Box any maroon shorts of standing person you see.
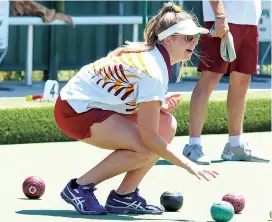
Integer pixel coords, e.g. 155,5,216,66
54,96,118,140
197,22,259,75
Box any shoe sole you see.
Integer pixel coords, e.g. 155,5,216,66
188,158,211,165
194,161,211,165
182,152,211,165
105,204,163,215
221,153,270,163
60,191,107,215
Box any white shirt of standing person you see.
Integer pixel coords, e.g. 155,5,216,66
202,0,262,25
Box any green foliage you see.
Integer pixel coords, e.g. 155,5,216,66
172,98,271,135
0,99,270,144
0,107,72,144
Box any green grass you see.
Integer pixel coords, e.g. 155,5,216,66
180,90,271,101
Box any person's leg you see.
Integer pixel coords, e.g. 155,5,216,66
115,111,177,195
227,71,250,137
77,111,177,192
77,114,158,186
182,21,228,165
220,25,269,162
76,111,176,214
182,71,222,164
55,99,174,214
103,111,177,214
221,71,269,162
189,71,222,137
61,113,162,215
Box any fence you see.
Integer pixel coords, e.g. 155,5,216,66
4,12,272,85
8,16,141,85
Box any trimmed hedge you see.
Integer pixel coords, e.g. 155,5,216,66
0,98,271,144
173,98,271,136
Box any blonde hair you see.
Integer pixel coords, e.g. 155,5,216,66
109,2,199,56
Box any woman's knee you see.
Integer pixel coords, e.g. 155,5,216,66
159,111,177,143
132,145,157,162
121,112,177,143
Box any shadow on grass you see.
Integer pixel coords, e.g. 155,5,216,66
16,209,197,221
17,198,42,201
156,159,224,166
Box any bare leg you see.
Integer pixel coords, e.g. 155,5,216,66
227,71,251,136
221,72,269,162
115,156,160,194
76,114,156,185
189,71,222,137
116,111,177,194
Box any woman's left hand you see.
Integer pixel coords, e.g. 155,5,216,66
161,94,181,112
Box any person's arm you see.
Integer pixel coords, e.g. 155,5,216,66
134,68,218,181
209,0,229,38
137,101,218,181
137,101,190,169
209,0,226,17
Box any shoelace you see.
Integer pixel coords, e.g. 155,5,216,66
191,144,204,157
134,189,162,211
243,143,252,155
133,189,147,206
134,189,163,212
82,187,100,208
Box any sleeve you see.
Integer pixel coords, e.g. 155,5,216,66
136,74,165,106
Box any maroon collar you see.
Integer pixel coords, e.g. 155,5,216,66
156,43,172,79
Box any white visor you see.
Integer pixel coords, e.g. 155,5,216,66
157,19,209,41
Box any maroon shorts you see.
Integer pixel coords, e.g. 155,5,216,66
54,96,117,140
197,22,259,75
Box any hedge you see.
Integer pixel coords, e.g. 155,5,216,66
0,98,271,144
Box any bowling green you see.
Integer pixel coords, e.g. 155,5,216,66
1,132,272,222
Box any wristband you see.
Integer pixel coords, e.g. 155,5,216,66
215,14,226,19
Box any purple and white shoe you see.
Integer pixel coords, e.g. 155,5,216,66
105,188,164,214
60,179,107,215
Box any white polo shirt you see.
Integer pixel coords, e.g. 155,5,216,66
60,44,172,114
202,0,262,25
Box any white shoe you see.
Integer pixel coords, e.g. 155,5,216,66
182,144,211,165
221,142,270,162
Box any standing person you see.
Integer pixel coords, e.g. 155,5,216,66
182,0,269,165
54,2,218,216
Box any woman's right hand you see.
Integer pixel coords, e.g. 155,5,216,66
185,162,219,181
213,17,229,39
